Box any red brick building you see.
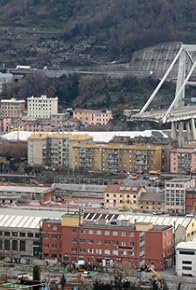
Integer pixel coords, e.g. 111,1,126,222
41,214,174,270
185,188,196,214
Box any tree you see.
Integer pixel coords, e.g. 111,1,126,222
107,262,133,290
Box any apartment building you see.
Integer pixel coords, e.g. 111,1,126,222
170,145,196,174
139,189,165,213
42,213,174,270
176,240,196,277
71,143,162,173
73,109,112,126
165,178,196,214
27,95,58,118
1,98,25,118
104,184,145,211
28,132,93,167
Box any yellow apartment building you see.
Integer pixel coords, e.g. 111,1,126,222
28,132,93,167
104,184,146,211
71,143,162,173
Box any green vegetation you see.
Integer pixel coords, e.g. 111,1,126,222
0,0,195,66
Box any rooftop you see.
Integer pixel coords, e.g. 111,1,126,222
2,130,169,142
1,98,25,103
176,240,196,251
140,190,165,202
105,184,142,193
29,132,93,141
0,185,54,194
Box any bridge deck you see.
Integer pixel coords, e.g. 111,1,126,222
132,105,196,123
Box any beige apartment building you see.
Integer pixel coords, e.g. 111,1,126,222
27,95,58,118
28,132,93,167
1,98,25,118
104,184,146,211
170,144,196,174
70,143,162,173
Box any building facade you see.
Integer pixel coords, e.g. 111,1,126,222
28,133,93,167
1,98,25,118
73,109,112,126
27,95,58,118
185,188,196,214
71,143,162,173
176,240,196,277
165,178,196,214
139,189,165,213
170,146,196,174
41,214,174,271
104,185,146,211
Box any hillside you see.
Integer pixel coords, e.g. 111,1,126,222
0,0,196,67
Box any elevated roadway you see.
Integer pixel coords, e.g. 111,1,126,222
131,105,196,124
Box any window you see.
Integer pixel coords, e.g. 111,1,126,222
182,261,192,264
4,240,10,250
96,249,102,254
20,232,26,237
88,229,94,235
12,232,18,237
20,240,26,251
52,244,57,249
88,239,94,244
121,232,126,237
96,230,102,235
113,231,118,236
28,232,33,238
104,230,110,236
105,240,110,245
113,250,118,255
88,248,94,254
121,241,127,246
179,251,195,255
104,249,110,255
4,232,10,236
12,240,18,251
182,266,192,270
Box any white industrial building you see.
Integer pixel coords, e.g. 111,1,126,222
27,95,58,118
176,240,196,277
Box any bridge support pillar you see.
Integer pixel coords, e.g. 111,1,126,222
177,121,184,147
186,121,191,142
171,122,177,140
191,118,196,140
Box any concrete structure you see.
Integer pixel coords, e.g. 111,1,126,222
73,109,112,126
42,213,174,270
185,187,196,214
131,44,196,146
28,132,93,167
0,73,13,93
0,185,54,205
104,184,145,211
27,95,58,118
165,178,195,214
71,143,162,173
176,240,196,277
170,145,196,174
0,98,25,118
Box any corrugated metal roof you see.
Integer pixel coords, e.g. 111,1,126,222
118,214,194,229
0,208,65,229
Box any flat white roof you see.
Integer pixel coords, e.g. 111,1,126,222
176,240,196,250
0,186,54,194
2,130,169,142
1,99,25,103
